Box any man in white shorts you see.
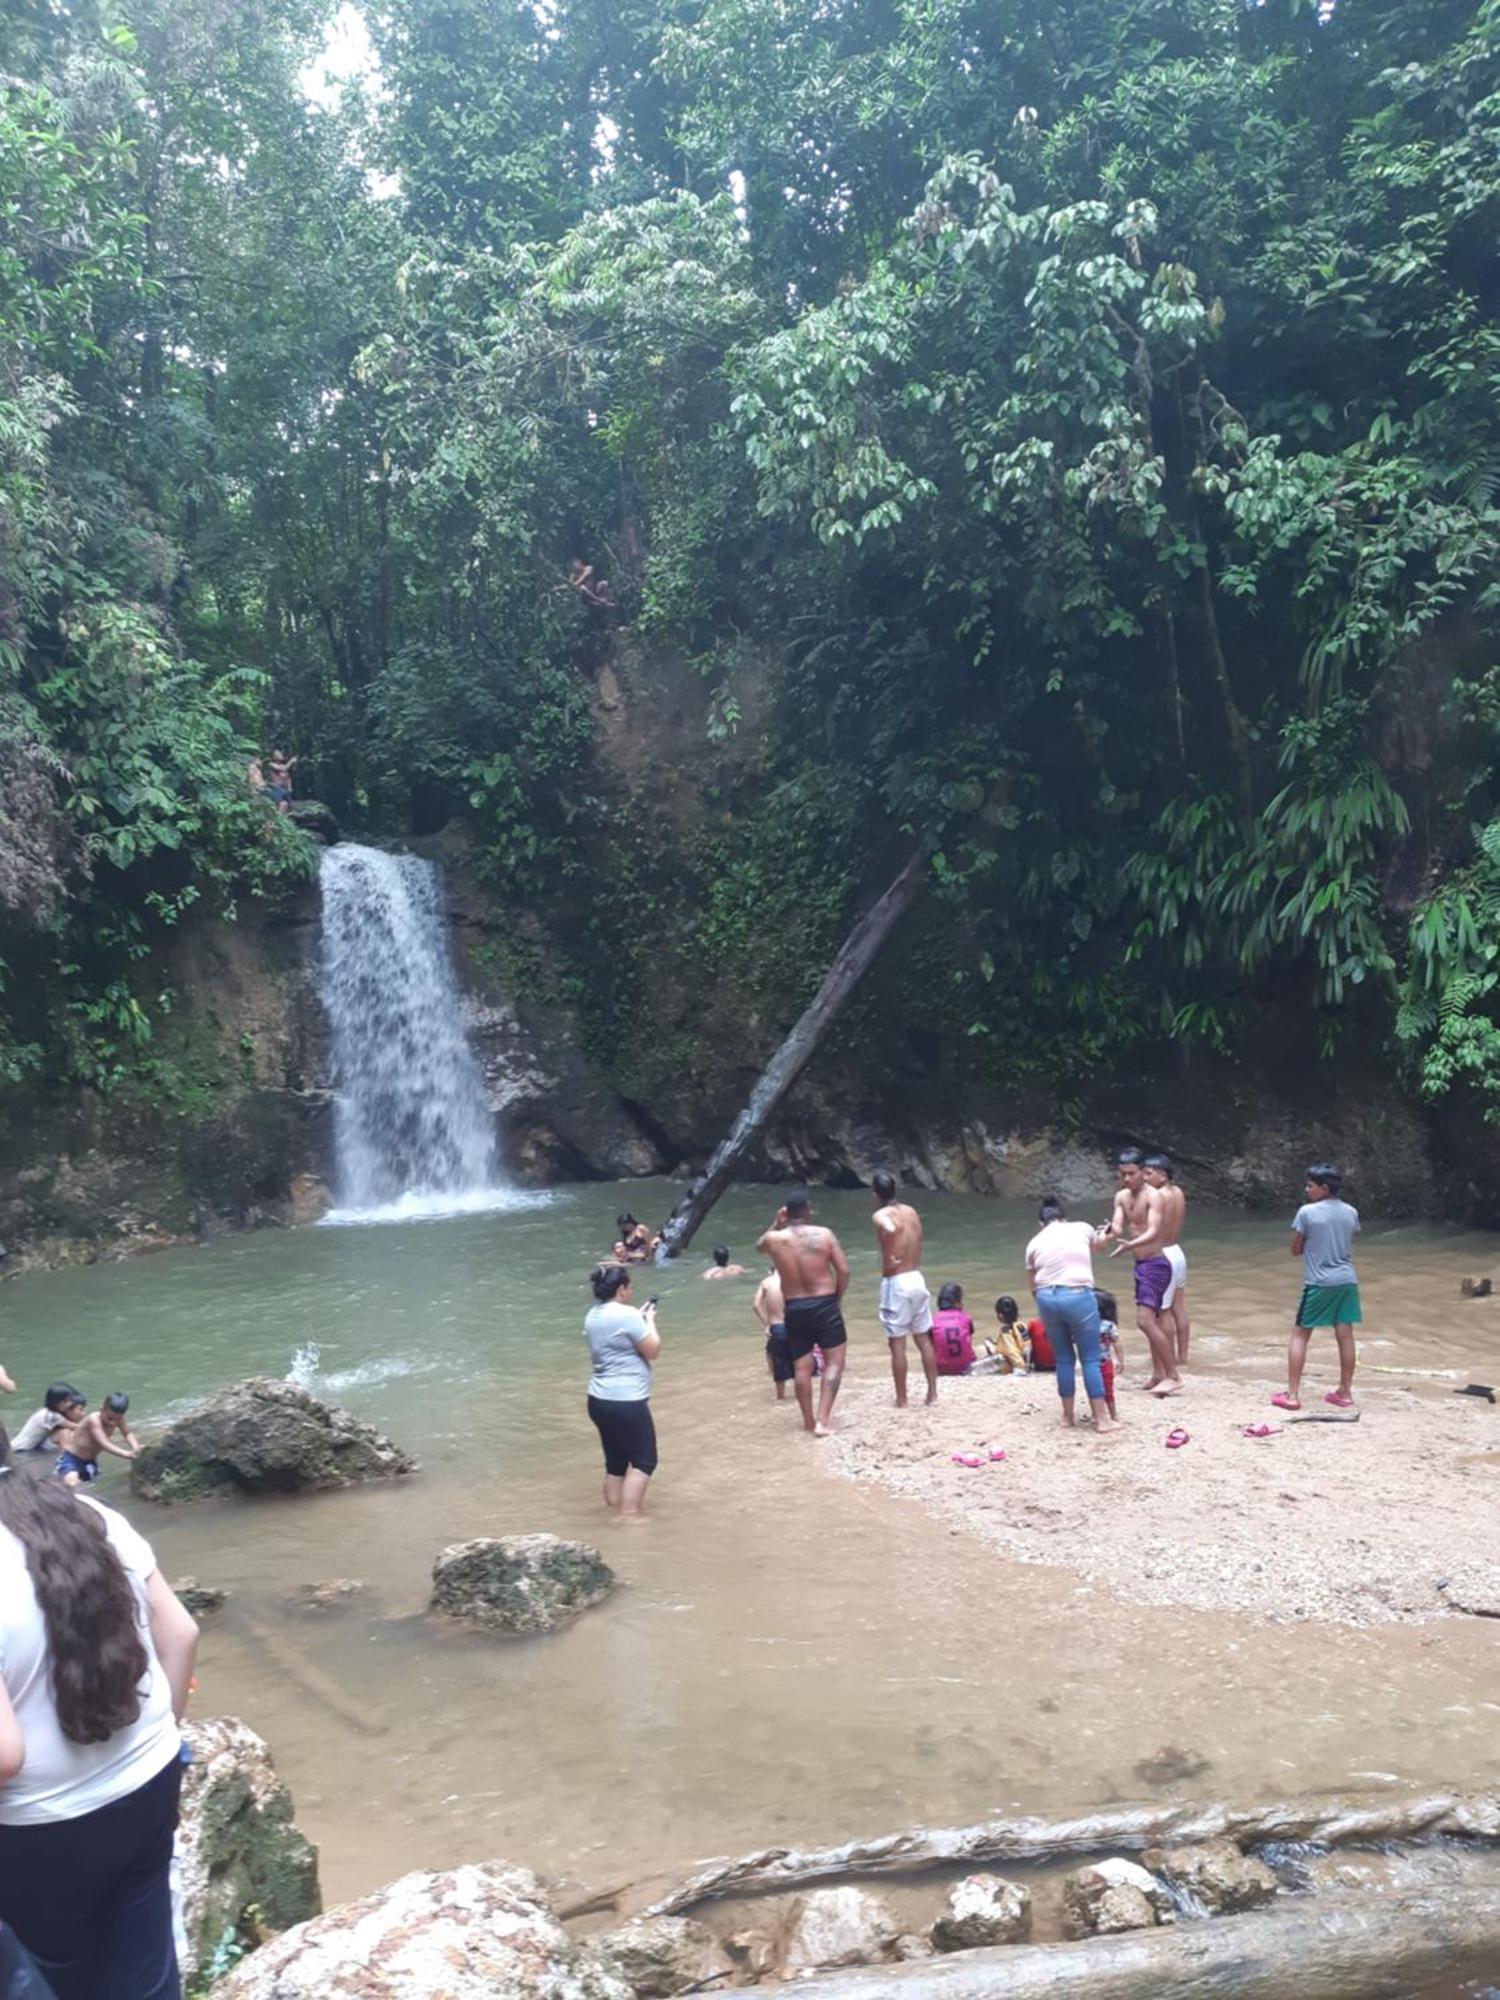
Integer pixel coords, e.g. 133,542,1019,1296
1145,1153,1190,1368
871,1171,937,1406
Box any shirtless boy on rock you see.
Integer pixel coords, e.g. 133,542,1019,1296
757,1191,849,1436
870,1171,936,1407
1106,1148,1183,1397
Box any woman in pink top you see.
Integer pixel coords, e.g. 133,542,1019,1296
1024,1196,1118,1436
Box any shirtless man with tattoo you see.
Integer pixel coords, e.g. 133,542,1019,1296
757,1191,850,1436
870,1171,936,1407
1106,1148,1183,1397
1145,1153,1190,1368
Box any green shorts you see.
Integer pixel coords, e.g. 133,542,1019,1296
1297,1283,1361,1328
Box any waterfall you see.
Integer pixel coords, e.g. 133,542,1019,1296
317,842,515,1222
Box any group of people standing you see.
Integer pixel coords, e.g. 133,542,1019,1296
580,1150,1364,1510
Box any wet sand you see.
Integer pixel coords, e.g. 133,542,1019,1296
826,1369,1500,1627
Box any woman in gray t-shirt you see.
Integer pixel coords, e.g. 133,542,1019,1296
583,1265,662,1518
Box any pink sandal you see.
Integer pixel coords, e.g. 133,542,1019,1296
987,1448,1007,1462
1271,1392,1302,1412
1165,1427,1190,1448
1242,1423,1283,1439
1324,1391,1355,1408
950,1453,985,1468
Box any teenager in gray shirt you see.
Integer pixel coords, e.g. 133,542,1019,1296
1273,1163,1360,1413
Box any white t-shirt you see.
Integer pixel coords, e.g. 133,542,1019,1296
1025,1219,1098,1290
0,1495,179,1825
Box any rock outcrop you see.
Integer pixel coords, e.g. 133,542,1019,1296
210,1861,630,2000
430,1534,615,1635
131,1378,416,1502
1061,1857,1175,1938
177,1717,321,1983
781,1887,902,1975
930,1874,1032,1952
591,1916,733,1996
1142,1838,1279,1916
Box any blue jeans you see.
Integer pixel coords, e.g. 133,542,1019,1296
1036,1286,1106,1404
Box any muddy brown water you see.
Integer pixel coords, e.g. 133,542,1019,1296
2,1184,1497,1906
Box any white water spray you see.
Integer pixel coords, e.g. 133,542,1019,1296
317,843,522,1223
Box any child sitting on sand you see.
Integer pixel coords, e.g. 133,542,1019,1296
1094,1290,1124,1421
55,1391,139,1485
12,1382,85,1453
931,1283,976,1375
987,1295,1030,1374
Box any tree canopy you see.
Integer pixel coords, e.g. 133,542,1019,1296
5,0,1500,1123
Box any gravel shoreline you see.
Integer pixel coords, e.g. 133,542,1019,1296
823,1369,1500,1627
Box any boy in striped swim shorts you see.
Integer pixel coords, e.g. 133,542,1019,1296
1275,1163,1360,1412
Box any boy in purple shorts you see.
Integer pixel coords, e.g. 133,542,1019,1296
1106,1147,1183,1397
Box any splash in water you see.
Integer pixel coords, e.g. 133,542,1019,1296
286,1340,322,1390
317,843,530,1223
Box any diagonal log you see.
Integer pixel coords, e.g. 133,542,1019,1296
641,1791,1500,1916
654,847,930,1262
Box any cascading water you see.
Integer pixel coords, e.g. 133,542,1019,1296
317,842,517,1222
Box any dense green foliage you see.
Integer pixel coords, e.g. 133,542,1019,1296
6,0,1500,1120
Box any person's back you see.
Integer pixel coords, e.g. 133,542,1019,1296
584,1300,653,1400
757,1192,849,1435
930,1307,975,1375
1295,1196,1359,1285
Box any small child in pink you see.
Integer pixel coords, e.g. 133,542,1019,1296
930,1283,976,1375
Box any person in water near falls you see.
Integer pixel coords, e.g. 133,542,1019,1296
1276,1164,1361,1413
758,1191,849,1436
703,1245,747,1279
11,1384,83,1454
584,1265,660,1519
1106,1148,1184,1398
55,1393,138,1486
1145,1154,1191,1368
613,1213,656,1264
752,1265,791,1400
870,1171,937,1407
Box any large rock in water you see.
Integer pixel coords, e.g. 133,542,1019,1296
430,1535,615,1635
1061,1857,1175,1938
210,1862,631,2000
131,1377,416,1502
780,1887,902,1975
177,1717,321,1983
1142,1838,1279,1916
930,1873,1032,1951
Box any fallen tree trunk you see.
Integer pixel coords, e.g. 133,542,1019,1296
654,847,930,1262
644,1790,1500,1915
781,1881,1500,2000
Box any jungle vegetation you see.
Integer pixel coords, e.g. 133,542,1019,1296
5,0,1500,1119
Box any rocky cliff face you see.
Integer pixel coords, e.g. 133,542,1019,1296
1,837,1495,1275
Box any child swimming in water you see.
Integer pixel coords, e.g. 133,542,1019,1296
55,1391,138,1485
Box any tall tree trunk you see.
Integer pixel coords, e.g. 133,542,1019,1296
654,848,930,1261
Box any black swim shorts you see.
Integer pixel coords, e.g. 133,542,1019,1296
783,1293,848,1362
766,1324,794,1383
587,1395,658,1477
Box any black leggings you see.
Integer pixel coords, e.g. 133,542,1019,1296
587,1396,658,1477
0,1752,182,2000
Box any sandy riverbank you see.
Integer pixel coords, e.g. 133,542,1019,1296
824,1369,1500,1627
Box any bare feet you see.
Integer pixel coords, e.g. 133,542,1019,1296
894,1396,908,1409
1136,1378,1163,1392
1093,1424,1123,1440
1150,1381,1184,1398
813,1422,832,1439
925,1389,938,1407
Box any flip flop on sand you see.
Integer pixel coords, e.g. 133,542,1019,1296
1242,1423,1282,1439
950,1453,985,1468
1324,1391,1355,1408
1271,1392,1301,1411
1165,1427,1190,1449
987,1448,1007,1462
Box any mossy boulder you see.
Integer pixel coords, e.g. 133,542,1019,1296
178,1716,321,1983
131,1377,416,1503
430,1535,615,1635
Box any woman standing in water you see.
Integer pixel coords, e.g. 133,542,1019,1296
584,1266,661,1519
0,1426,200,1999
1024,1197,1119,1438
